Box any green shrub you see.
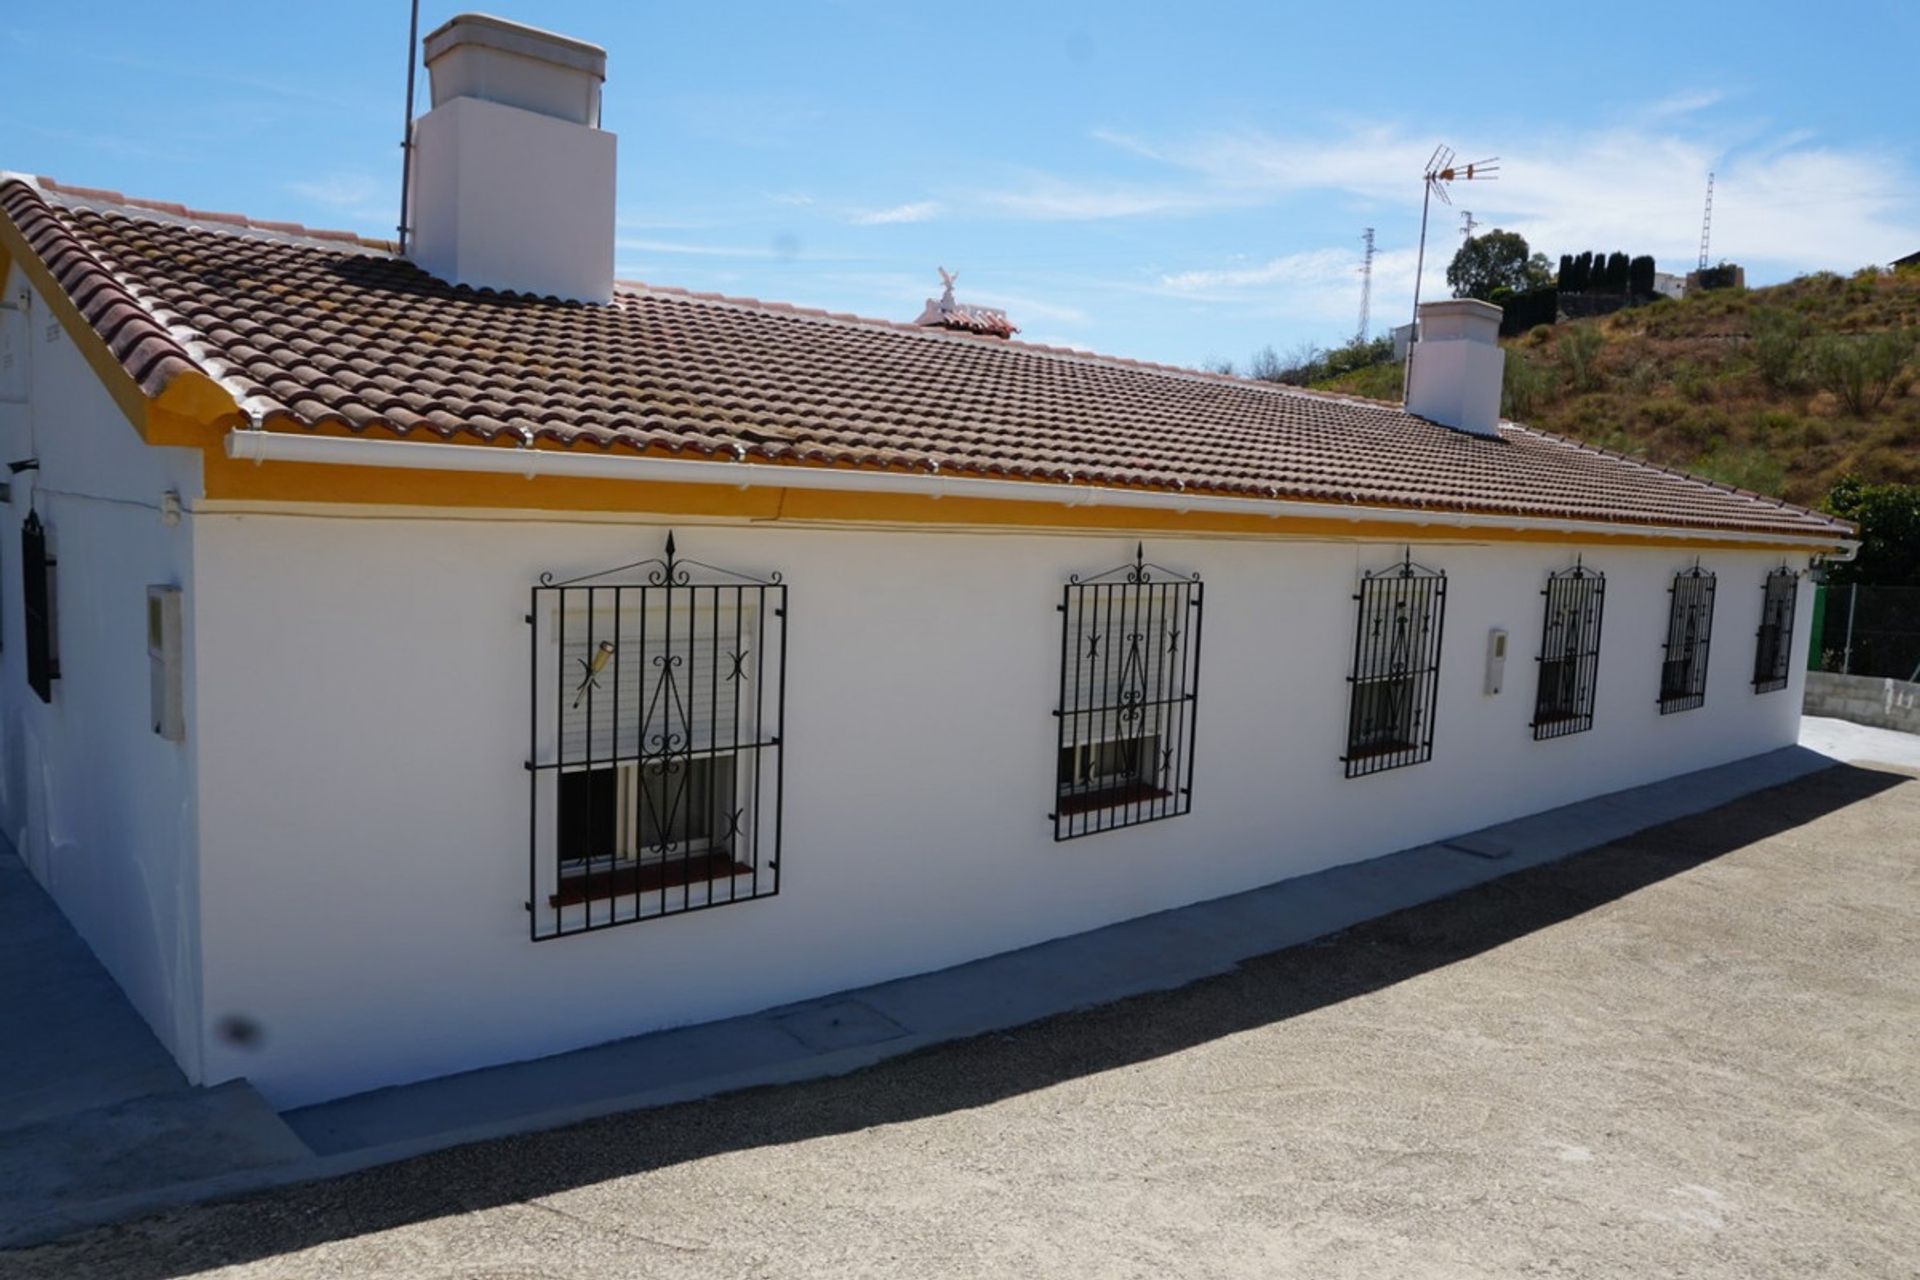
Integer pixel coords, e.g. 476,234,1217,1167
1749,307,1811,390
1558,324,1604,392
1333,361,1403,401
1674,406,1729,450
1808,331,1916,416
1695,447,1787,496
1502,352,1549,419
1671,360,1713,403
1640,398,1686,427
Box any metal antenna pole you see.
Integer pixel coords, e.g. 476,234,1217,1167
1404,146,1497,400
1356,227,1376,345
1411,181,1432,334
397,0,422,253
1697,171,1714,272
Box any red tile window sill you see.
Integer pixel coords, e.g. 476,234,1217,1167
1054,783,1174,817
550,852,754,907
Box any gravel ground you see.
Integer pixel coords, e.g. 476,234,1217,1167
6,762,1916,1280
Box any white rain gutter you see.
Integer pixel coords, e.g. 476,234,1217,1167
223,429,1854,552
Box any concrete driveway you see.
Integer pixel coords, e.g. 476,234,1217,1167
6,760,1916,1279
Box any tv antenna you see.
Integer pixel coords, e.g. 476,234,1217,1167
1410,146,1499,334
1697,171,1714,272
396,0,421,253
1356,227,1376,344
1460,210,1480,239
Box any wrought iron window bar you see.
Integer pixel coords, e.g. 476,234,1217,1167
1531,560,1605,739
527,533,786,940
1052,543,1203,840
20,510,57,703
1659,563,1715,713
1343,551,1447,778
1752,566,1798,694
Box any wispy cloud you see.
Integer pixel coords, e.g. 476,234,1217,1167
615,236,863,265
978,174,1235,221
618,237,789,259
284,171,391,228
852,200,942,225
1641,88,1727,120
24,125,197,166
1160,248,1363,293
287,172,383,211
957,287,1089,327
1155,244,1424,338
995,113,1919,278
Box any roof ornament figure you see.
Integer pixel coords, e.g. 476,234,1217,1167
915,265,1016,338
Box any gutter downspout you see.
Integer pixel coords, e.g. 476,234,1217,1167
223,429,1857,553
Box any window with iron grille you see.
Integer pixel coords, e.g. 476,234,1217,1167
1752,567,1798,694
1344,554,1446,777
1052,544,1203,839
1532,562,1605,739
20,510,57,703
1658,565,1715,713
527,534,785,939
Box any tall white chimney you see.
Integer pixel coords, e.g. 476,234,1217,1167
407,14,615,303
1404,299,1505,436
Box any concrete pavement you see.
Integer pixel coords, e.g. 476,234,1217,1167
0,847,308,1251
5,750,1913,1277
0,715,1912,1253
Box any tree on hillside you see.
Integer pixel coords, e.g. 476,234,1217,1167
1629,255,1656,296
1808,331,1916,416
1605,251,1631,293
1447,230,1551,301
1824,478,1920,586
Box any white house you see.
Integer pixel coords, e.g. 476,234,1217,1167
0,17,1853,1109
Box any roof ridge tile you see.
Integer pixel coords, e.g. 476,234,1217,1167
33,175,398,253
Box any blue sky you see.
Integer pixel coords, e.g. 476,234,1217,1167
5,1,1916,367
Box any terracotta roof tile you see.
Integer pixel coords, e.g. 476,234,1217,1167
0,175,1851,541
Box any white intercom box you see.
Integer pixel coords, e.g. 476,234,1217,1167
1484,627,1508,695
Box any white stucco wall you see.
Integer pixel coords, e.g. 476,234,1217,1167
0,264,206,1073
188,511,1813,1107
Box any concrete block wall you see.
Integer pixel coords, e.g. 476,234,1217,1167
1804,672,1920,734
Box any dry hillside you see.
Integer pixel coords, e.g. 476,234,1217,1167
1316,268,1920,506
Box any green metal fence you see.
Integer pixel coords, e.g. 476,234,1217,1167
1812,584,1920,682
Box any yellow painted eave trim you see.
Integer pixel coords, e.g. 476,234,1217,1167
203,432,1844,554
0,202,243,444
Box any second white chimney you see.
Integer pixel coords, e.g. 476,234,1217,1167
1404,299,1506,436
407,14,616,303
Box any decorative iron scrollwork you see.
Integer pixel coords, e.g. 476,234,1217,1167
1053,544,1204,839
1533,560,1605,739
1659,564,1715,713
528,532,787,939
1343,550,1446,777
